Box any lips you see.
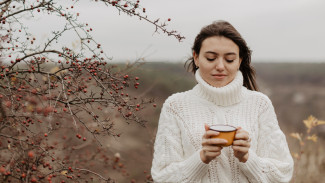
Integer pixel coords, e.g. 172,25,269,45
212,74,227,79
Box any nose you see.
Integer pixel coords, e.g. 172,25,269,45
215,59,225,71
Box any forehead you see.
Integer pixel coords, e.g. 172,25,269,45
200,36,239,54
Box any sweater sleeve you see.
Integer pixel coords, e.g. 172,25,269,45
151,100,209,182
238,96,294,183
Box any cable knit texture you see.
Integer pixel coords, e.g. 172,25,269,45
151,70,294,183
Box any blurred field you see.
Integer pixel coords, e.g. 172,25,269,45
109,62,325,183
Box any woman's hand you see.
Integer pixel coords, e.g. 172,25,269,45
200,124,228,164
232,127,251,163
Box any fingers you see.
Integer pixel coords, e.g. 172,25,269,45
232,139,251,148
233,127,251,163
204,151,222,159
204,124,210,131
234,128,249,141
201,147,223,164
233,128,251,150
203,130,220,139
233,139,249,154
232,145,249,154
202,145,223,152
202,137,228,146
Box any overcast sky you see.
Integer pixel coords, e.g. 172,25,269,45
30,0,325,62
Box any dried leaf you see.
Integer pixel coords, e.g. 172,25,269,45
61,170,68,175
50,75,57,82
307,134,318,142
303,115,317,129
50,66,67,76
26,104,34,112
316,120,325,126
290,133,302,141
292,152,300,159
50,66,60,74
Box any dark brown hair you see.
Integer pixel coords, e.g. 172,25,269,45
185,20,258,91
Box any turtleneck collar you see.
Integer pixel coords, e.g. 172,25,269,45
193,69,245,106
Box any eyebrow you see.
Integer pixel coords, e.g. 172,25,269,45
205,51,237,56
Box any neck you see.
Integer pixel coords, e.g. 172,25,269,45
194,69,245,106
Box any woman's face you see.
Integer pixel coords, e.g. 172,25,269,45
194,36,242,88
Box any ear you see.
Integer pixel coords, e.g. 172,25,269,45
193,51,199,67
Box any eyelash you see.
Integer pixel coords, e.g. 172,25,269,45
206,58,234,63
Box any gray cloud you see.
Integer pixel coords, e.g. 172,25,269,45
23,0,325,62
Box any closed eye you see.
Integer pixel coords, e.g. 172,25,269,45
226,60,234,63
207,58,215,61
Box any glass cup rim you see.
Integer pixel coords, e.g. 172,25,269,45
209,124,237,132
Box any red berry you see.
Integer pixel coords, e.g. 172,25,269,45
28,151,34,158
31,177,37,182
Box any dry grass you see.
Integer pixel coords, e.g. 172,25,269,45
106,62,325,182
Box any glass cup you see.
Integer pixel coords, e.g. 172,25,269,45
209,124,237,147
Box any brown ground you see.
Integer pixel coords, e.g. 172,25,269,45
109,62,325,183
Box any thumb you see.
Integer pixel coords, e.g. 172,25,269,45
204,124,210,131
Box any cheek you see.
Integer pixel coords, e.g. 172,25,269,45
199,60,214,70
229,62,240,72
227,66,239,80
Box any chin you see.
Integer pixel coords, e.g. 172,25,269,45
209,80,226,88
211,83,225,88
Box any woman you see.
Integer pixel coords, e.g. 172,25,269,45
151,20,294,183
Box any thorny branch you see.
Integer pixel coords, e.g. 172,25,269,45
0,0,170,182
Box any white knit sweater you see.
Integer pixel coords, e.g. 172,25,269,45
151,70,294,183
